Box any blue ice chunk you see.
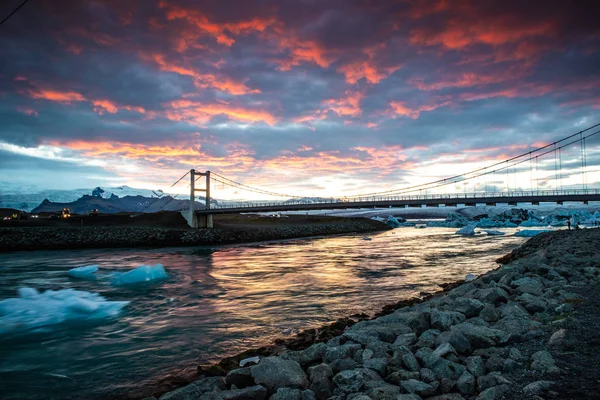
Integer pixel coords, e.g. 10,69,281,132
456,223,477,235
0,288,129,336
67,265,99,280
111,264,168,286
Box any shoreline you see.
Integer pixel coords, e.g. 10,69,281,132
0,217,388,252
140,228,600,400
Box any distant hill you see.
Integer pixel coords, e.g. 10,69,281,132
282,197,342,204
31,194,216,214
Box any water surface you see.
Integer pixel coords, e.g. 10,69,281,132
0,228,526,399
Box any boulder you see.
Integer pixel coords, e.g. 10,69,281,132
394,332,418,347
364,384,401,400
251,357,309,392
456,371,475,395
298,343,327,366
475,384,509,400
450,323,506,349
450,298,485,318
477,373,510,391
547,329,568,348
387,369,420,383
226,368,255,388
363,357,388,375
324,344,362,363
479,304,500,323
397,395,423,400
530,351,561,376
307,364,332,382
485,356,504,372
522,380,554,395
516,293,548,313
268,388,301,400
309,378,333,400
220,385,268,400
440,378,456,393
332,368,382,393
511,277,544,296
419,368,436,383
435,330,472,354
430,310,466,331
330,358,360,374
400,379,436,397
465,356,486,377
301,390,316,400
432,342,457,359
416,329,441,348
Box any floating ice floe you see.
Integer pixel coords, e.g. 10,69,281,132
239,356,260,367
362,237,372,241
67,265,99,280
514,229,552,237
385,215,405,228
483,229,505,236
455,223,477,236
0,288,129,336
111,264,168,286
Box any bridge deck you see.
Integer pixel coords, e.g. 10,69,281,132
194,191,600,215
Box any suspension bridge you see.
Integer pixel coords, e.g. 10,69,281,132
170,123,600,228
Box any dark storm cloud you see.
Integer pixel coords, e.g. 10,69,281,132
0,0,598,191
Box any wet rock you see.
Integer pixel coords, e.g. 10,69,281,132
451,323,505,349
547,329,568,348
251,357,309,392
220,385,268,400
426,395,465,400
451,298,485,318
440,378,456,393
309,378,333,400
522,380,554,395
400,379,436,397
435,330,472,354
361,349,374,361
268,388,301,400
475,287,509,305
300,390,315,400
363,358,387,375
330,358,360,374
402,352,421,372
364,384,401,400
419,368,436,383
365,340,391,358
456,371,475,395
423,355,466,380
307,364,332,383
502,359,519,373
475,384,509,400
466,356,486,377
226,368,255,388
530,351,561,376
414,347,433,365
298,343,327,367
387,369,420,383
430,310,466,331
479,304,500,323
332,368,382,393
397,395,423,400
394,332,418,347
484,356,504,372
392,311,431,335
508,347,523,361
416,329,441,348
432,342,457,359
511,277,544,296
477,373,511,391
516,293,548,313
324,344,362,363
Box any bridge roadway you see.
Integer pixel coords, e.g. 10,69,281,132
195,189,600,215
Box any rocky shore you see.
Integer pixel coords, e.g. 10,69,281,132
0,218,387,252
146,228,600,400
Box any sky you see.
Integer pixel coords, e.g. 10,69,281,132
0,0,599,200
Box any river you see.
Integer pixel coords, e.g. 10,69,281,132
0,227,526,399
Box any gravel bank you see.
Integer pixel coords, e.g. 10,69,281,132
0,218,388,252
146,228,600,400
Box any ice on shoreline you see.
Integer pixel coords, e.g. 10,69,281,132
483,229,505,236
0,288,129,335
515,229,552,237
67,265,99,280
111,264,168,286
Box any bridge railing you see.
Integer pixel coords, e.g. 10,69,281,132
210,188,600,210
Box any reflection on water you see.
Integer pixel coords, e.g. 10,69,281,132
0,228,525,399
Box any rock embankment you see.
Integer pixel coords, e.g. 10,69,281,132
0,219,387,252
150,228,600,400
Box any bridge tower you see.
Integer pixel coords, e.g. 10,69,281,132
185,169,213,228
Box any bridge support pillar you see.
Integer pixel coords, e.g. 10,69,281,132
186,169,213,229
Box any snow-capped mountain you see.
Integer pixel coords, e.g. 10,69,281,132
0,182,174,211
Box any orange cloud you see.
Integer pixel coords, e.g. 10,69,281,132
337,44,402,84
17,107,38,116
92,99,146,115
323,90,363,117
148,53,259,95
27,89,86,103
389,100,451,119
166,99,276,125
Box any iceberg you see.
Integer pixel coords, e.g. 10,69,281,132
385,215,405,228
519,218,548,227
483,229,505,236
0,288,129,336
67,265,99,280
514,229,551,237
456,223,477,236
111,264,168,286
